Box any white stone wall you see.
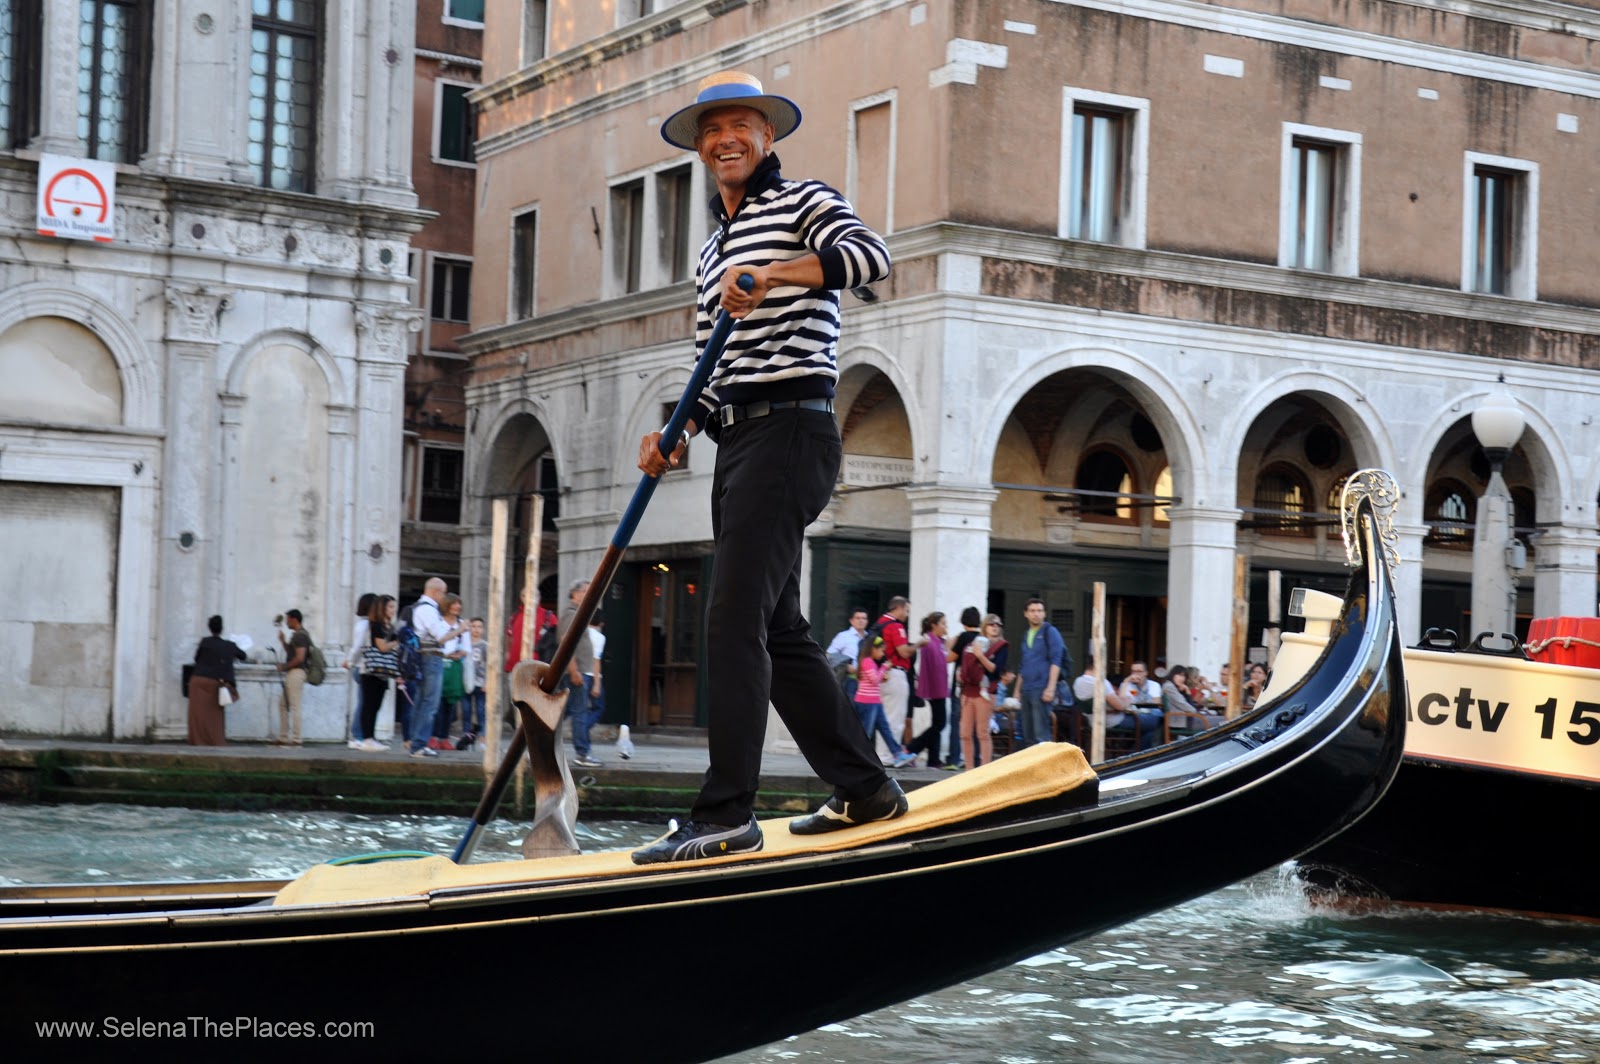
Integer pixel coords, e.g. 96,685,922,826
0,1,422,740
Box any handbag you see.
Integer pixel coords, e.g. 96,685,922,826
218,683,235,706
363,645,401,678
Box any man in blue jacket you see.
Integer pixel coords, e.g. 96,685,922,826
1016,599,1065,748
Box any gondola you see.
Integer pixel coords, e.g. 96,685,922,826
0,480,1405,1064
1297,620,1600,920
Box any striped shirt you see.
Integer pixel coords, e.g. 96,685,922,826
694,153,891,422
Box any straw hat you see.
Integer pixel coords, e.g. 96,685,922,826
660,71,802,151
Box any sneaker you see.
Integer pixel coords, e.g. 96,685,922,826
789,779,909,835
941,763,962,772
455,733,476,751
630,817,763,865
360,738,386,752
572,754,603,769
409,746,438,758
346,739,363,750
892,751,918,769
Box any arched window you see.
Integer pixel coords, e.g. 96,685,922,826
1425,478,1476,547
1153,466,1173,524
1324,470,1357,516
1253,463,1313,536
1076,448,1135,522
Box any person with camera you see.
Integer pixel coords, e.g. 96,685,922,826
274,610,312,746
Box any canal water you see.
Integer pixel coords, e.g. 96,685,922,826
3,802,1596,1063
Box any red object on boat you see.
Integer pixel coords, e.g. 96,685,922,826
1525,616,1600,668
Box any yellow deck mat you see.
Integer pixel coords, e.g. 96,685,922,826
274,742,1095,907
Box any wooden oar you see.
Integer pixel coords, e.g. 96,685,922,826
452,278,751,864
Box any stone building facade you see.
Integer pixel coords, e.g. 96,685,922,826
460,0,1600,735
396,0,483,599
1,0,423,739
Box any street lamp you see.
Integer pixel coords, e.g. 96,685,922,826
1469,383,1526,641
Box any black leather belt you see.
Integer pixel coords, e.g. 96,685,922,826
718,398,834,425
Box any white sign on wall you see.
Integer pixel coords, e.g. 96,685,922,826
841,454,913,487
36,154,117,243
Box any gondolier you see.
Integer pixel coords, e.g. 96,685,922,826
633,71,899,863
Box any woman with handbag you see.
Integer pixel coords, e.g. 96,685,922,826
357,596,400,751
344,592,375,749
188,615,246,746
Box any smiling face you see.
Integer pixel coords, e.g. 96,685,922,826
695,104,774,193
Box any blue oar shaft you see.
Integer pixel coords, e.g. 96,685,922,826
453,283,746,864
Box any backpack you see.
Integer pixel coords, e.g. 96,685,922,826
303,637,327,686
534,619,559,664
958,647,987,689
1050,625,1075,707
395,624,423,703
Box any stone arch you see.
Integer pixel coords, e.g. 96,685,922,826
0,282,158,428
837,342,921,464
612,362,699,492
1413,389,1572,526
977,345,1206,506
223,329,350,408
1223,369,1396,487
470,396,560,515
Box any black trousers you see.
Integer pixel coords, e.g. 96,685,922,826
690,408,888,825
907,695,948,766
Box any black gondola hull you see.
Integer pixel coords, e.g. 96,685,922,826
1,505,1405,1063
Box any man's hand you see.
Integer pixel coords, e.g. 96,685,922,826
638,418,696,476
720,265,766,318
591,680,602,698
1042,684,1056,703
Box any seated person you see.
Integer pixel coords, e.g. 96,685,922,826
1117,660,1161,707
1164,665,1222,732
1072,667,1164,750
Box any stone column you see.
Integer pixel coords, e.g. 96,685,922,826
143,1,239,180
1164,505,1241,676
158,283,233,735
1532,524,1600,620
904,484,1001,623
34,1,82,154
1392,521,1430,646
352,304,419,602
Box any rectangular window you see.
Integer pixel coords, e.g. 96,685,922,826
522,0,548,63
436,81,475,164
656,165,693,284
444,0,485,26
1472,168,1514,295
419,447,464,525
430,258,471,322
848,95,896,236
1278,124,1361,276
512,210,537,320
1462,152,1538,300
1059,88,1147,248
1290,140,1335,271
77,0,152,164
1068,107,1125,243
249,0,318,193
612,178,645,294
2,0,43,151
618,0,661,22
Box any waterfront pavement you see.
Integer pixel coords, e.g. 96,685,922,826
0,728,960,818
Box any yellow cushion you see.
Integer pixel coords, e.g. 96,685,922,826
273,742,1095,907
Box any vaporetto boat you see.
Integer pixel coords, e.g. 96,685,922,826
1296,610,1599,920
